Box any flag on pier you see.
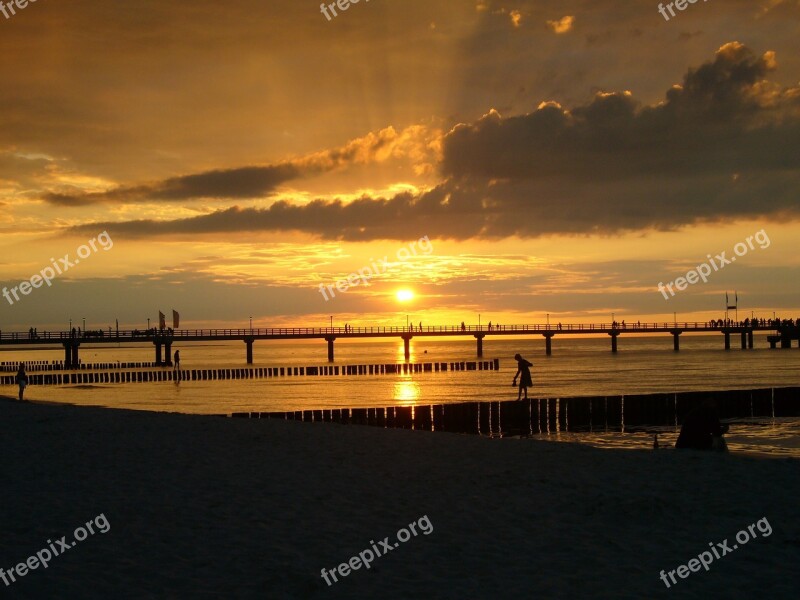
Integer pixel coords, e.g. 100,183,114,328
726,291,737,310
159,311,166,330
172,310,180,329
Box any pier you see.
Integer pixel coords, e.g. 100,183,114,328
0,320,794,365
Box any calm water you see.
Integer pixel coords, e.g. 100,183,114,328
3,333,799,455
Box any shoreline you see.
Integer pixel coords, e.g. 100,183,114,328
5,383,799,411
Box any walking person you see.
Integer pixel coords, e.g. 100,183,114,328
16,364,29,401
173,350,180,371
512,353,533,401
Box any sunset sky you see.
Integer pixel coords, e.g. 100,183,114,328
1,0,799,331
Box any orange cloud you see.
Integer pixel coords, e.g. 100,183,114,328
546,15,574,34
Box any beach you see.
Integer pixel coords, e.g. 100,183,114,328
2,396,798,599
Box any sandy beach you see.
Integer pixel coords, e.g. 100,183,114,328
1,396,798,599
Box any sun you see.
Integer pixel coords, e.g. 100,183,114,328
396,289,415,302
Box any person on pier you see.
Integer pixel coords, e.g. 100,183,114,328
16,364,28,401
512,354,533,401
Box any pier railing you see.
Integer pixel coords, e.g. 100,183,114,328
1,321,792,366
0,321,779,341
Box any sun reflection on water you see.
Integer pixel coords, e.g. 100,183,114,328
393,378,420,405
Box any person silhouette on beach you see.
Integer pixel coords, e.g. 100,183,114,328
675,399,729,451
16,364,28,401
173,350,180,370
512,353,533,400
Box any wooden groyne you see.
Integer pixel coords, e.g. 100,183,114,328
246,387,800,436
0,359,499,386
1,360,162,372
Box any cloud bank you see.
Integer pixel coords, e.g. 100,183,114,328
70,43,800,241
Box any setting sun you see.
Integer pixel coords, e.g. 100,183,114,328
396,289,415,302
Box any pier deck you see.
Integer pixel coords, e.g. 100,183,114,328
1,321,796,366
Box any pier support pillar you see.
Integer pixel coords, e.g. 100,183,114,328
724,331,731,350
245,339,253,364
71,343,79,367
154,342,162,366
475,334,485,358
609,333,619,353
402,335,412,361
544,333,553,356
740,331,747,350
748,330,754,349
62,342,75,369
672,331,681,351
325,336,335,363
164,341,172,366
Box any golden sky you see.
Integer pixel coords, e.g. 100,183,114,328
1,0,799,330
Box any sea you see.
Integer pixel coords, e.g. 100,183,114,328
3,333,799,456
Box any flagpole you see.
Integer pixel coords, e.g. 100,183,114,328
725,292,728,324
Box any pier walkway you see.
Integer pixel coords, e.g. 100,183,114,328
1,320,796,366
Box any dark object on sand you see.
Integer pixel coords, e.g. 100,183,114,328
675,400,729,451
16,364,28,401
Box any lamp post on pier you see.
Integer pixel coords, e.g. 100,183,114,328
249,316,252,334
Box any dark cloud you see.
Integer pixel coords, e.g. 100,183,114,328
67,188,468,241
42,125,431,206
44,164,301,206
441,43,799,181
69,43,800,240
